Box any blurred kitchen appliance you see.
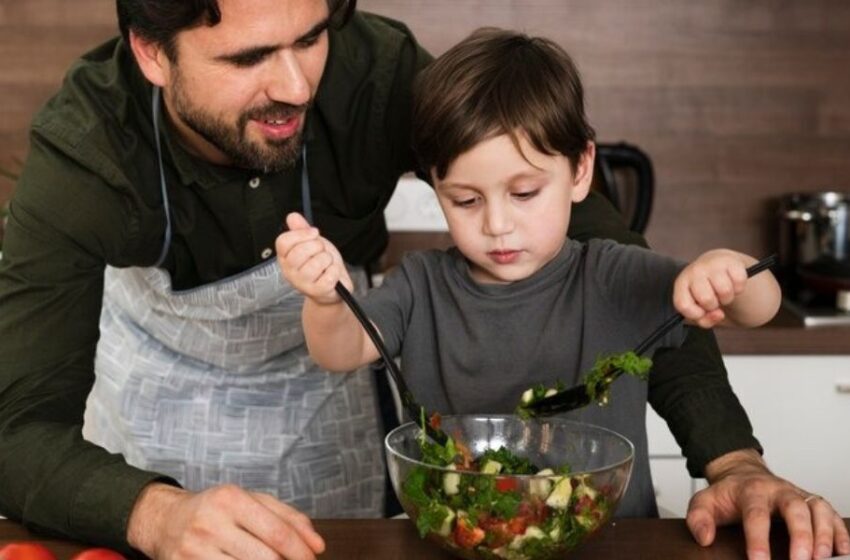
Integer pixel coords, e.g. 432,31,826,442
594,142,654,234
778,191,850,326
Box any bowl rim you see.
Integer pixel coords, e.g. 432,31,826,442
384,414,635,477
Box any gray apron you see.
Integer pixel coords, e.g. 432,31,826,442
83,88,385,518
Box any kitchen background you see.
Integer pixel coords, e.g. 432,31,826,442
0,1,848,516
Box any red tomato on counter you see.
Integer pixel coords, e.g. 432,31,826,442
0,542,57,560
70,549,126,560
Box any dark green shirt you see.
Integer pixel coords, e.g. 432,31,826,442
0,11,759,553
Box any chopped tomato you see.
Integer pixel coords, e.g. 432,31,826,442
453,518,485,549
518,496,549,524
574,494,595,514
507,516,528,535
453,437,474,470
0,542,57,560
428,412,442,431
494,476,518,493
70,549,127,560
479,517,513,549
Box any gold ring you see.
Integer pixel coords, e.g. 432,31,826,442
804,494,822,504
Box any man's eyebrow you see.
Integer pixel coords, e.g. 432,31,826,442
214,17,331,63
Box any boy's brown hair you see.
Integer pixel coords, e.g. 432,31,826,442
413,27,596,180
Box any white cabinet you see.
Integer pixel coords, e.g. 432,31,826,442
647,355,850,517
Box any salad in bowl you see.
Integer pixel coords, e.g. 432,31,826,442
385,414,634,560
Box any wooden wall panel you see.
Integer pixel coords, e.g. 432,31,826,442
0,0,117,201
361,0,850,261
2,0,850,263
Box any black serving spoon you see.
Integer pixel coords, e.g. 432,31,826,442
334,281,449,445
522,254,778,417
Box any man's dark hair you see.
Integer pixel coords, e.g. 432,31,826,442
413,27,596,180
116,0,357,61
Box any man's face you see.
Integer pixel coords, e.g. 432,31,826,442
162,0,330,172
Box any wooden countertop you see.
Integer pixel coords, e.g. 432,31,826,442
716,305,850,355
3,518,850,560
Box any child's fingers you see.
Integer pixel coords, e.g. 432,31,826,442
696,309,725,329
689,277,720,313
674,280,706,321
275,228,320,262
728,263,748,292
285,212,312,231
708,272,735,306
298,251,336,284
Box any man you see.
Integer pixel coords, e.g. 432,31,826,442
0,1,846,559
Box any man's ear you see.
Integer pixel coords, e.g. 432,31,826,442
128,30,169,87
571,141,596,203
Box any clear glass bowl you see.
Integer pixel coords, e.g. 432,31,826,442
385,415,634,560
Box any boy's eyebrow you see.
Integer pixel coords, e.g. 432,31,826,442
440,171,548,190
214,17,331,63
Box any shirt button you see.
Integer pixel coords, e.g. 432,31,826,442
261,248,273,259
248,177,261,189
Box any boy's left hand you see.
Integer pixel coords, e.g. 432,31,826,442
673,249,751,328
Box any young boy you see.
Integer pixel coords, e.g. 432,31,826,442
276,28,781,518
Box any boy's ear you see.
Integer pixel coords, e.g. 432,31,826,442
571,142,595,203
128,30,169,87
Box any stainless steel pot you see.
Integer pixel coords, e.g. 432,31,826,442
778,191,850,298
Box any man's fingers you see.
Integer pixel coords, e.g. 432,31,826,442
833,514,850,556
685,493,717,547
226,492,319,560
740,492,773,560
806,497,836,559
777,493,814,560
254,493,326,554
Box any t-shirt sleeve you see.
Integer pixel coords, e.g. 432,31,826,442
357,255,420,358
587,239,689,352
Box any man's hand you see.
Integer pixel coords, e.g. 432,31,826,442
686,449,850,560
127,483,325,560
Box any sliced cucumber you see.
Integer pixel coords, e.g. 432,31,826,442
545,476,573,509
481,459,503,475
436,506,456,536
443,464,461,495
529,468,554,498
508,525,546,549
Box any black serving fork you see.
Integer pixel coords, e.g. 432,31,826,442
522,255,778,417
334,281,449,445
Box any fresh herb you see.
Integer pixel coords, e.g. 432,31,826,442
584,351,652,405
514,350,653,417
479,447,538,475
418,408,457,466
416,501,450,538
402,467,431,508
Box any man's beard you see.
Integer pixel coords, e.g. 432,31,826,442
171,75,310,173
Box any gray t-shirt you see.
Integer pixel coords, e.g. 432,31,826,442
360,238,688,517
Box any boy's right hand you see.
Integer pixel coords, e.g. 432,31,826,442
275,212,351,305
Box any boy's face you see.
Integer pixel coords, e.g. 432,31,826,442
434,133,593,284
